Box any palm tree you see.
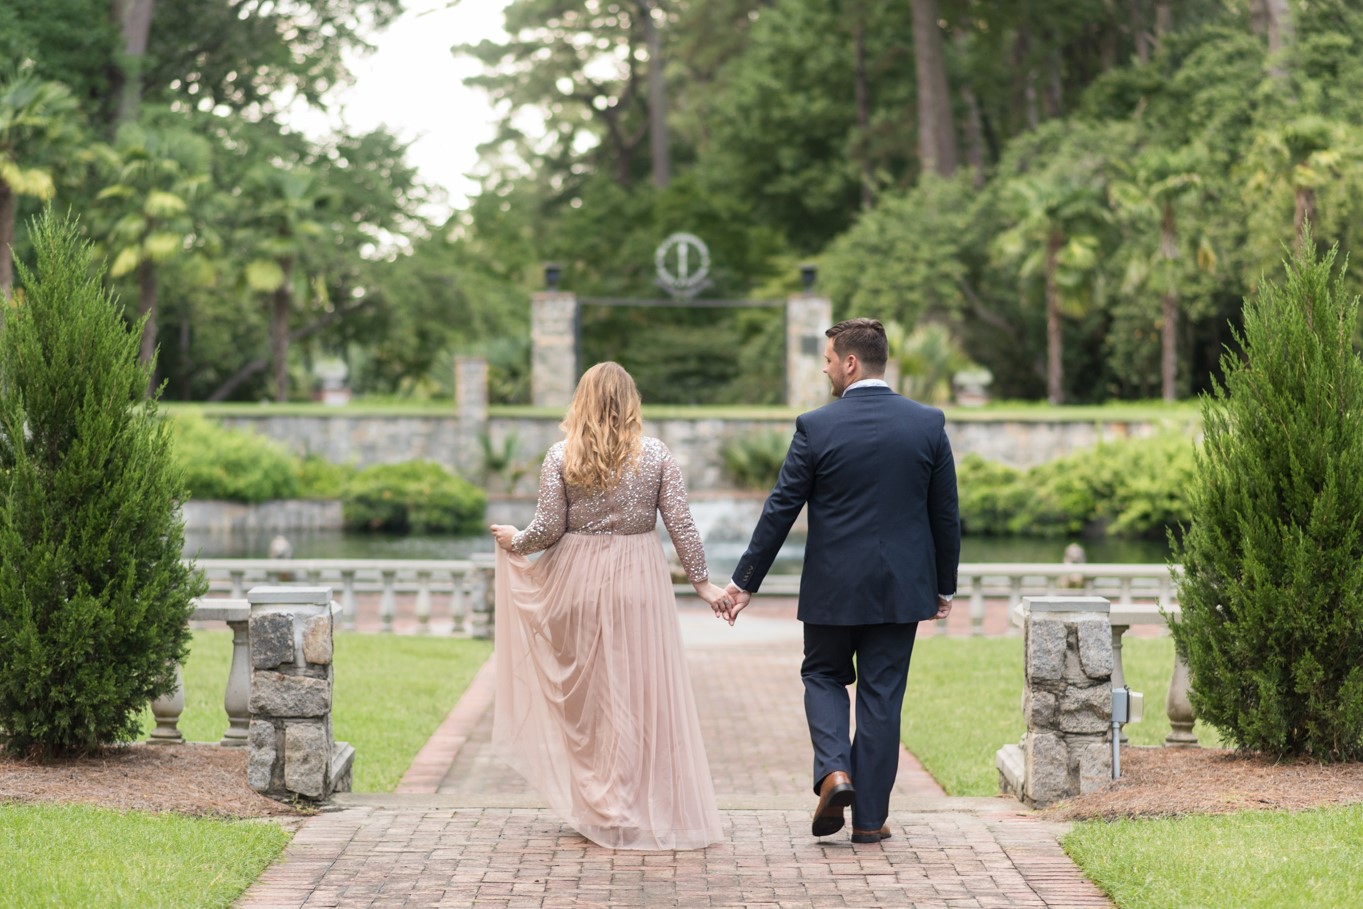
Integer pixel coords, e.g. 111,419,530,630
0,68,80,296
93,121,213,388
1110,144,1213,401
993,175,1109,404
241,163,327,403
1248,116,1348,252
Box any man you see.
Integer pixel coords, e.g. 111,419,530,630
725,318,960,844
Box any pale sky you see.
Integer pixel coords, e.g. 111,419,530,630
292,0,511,216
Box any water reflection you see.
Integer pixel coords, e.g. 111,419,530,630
185,527,1169,566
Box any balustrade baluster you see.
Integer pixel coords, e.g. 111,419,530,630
1165,652,1198,747
1119,577,1134,607
415,571,433,633
230,570,246,599
149,664,185,744
1110,623,1130,744
380,570,398,633
449,570,468,635
221,618,250,745
968,576,984,635
340,570,357,630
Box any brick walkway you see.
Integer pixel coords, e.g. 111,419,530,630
237,605,1112,909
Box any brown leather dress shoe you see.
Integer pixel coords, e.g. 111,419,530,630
812,771,855,837
850,824,892,844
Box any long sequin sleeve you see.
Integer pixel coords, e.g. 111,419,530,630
512,444,568,554
658,448,709,585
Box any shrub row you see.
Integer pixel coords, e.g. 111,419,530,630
959,433,1198,539
169,415,485,534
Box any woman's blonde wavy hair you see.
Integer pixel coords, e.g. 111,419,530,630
560,362,643,492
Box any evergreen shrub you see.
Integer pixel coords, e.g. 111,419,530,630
0,211,207,758
342,461,486,534
1171,239,1363,761
170,412,301,502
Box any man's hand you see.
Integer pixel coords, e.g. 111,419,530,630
489,524,518,552
723,582,752,626
934,595,953,620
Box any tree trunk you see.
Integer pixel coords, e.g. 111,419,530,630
1160,202,1178,402
272,259,293,403
1132,0,1150,64
179,303,192,400
954,30,985,188
1045,229,1064,405
641,0,670,189
1256,0,1292,80
1154,2,1172,39
1295,187,1315,252
911,0,957,177
208,296,372,402
111,0,157,126
0,181,14,298
854,11,874,207
138,257,158,395
1014,25,1039,132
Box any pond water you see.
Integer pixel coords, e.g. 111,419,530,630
185,527,1170,566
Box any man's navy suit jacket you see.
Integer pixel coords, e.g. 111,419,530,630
733,385,961,625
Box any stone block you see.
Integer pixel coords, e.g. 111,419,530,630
1077,741,1113,794
284,721,330,799
250,612,294,668
1057,684,1113,734
1024,732,1071,807
1076,615,1114,679
1026,618,1068,681
248,720,277,792
1023,688,1058,729
995,743,1025,802
250,670,331,717
302,614,333,665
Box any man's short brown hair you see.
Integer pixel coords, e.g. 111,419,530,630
826,318,888,373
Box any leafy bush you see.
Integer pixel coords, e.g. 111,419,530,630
957,434,1197,540
170,413,301,502
720,430,790,491
342,461,486,534
297,454,356,500
1172,239,1363,761
0,212,207,757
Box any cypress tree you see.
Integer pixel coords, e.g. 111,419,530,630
1171,233,1363,761
0,210,206,758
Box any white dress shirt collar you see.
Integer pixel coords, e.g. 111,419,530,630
844,378,890,393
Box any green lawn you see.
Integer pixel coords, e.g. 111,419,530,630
0,803,290,909
903,635,1360,909
1063,805,1363,909
143,630,493,791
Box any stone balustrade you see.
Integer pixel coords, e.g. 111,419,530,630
196,556,495,637
149,598,251,746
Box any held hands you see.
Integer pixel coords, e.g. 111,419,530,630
694,581,734,620
489,524,519,552
722,582,752,626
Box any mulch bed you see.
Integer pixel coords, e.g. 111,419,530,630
1045,745,1363,821
0,743,307,820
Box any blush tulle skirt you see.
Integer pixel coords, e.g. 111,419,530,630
492,532,724,850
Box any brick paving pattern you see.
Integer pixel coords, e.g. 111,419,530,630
237,605,1113,908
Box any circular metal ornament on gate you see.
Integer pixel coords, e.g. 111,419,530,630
655,232,711,300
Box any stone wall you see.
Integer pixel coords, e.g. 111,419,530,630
209,411,1167,495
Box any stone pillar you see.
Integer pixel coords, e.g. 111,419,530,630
454,355,488,480
247,586,355,802
785,294,832,410
531,291,579,408
996,596,1113,808
469,552,495,641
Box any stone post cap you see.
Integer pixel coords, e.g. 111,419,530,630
248,586,334,607
1022,596,1111,615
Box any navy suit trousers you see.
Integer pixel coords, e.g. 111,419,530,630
801,621,919,830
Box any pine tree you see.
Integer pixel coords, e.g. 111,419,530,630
1171,232,1363,761
0,210,206,758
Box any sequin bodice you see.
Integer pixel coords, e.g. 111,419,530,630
511,437,709,584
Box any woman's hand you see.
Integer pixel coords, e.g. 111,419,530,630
489,524,519,552
693,580,734,619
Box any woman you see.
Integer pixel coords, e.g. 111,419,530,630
488,362,729,851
